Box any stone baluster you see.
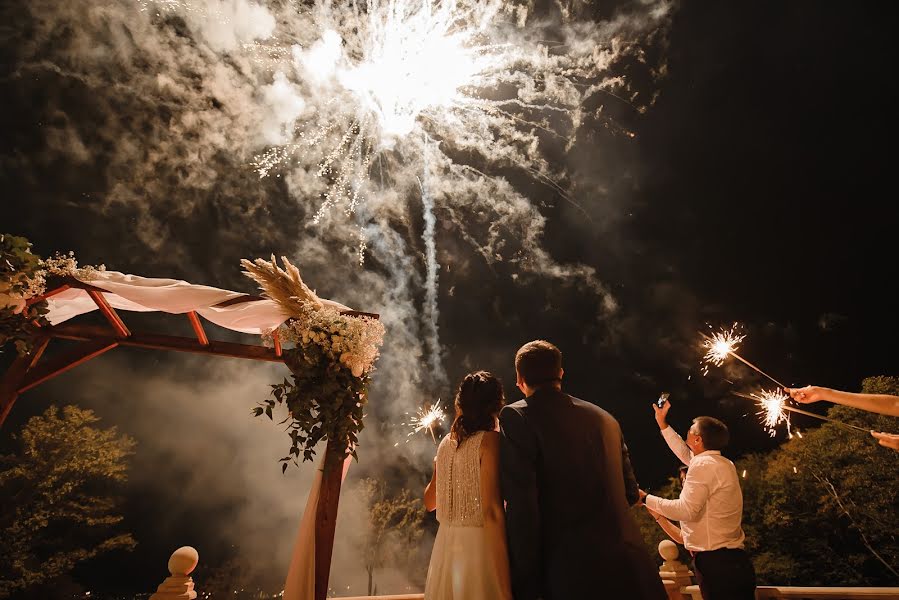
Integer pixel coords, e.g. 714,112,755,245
150,546,199,600
658,539,694,599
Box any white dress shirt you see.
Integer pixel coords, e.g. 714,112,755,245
645,426,746,552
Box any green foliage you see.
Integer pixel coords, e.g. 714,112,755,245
356,478,426,596
254,334,370,469
738,376,899,586
0,234,49,356
0,405,137,597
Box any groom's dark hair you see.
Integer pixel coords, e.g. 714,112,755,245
515,340,562,387
692,416,729,451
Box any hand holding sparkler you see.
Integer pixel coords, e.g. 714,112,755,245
870,431,899,451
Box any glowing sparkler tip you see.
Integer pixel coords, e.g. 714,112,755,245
407,402,446,440
701,323,746,367
752,388,790,436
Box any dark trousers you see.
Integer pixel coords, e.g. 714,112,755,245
692,548,756,600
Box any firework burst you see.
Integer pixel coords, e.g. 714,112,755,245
131,0,669,404
239,0,669,231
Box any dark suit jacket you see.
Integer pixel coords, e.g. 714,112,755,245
500,387,667,600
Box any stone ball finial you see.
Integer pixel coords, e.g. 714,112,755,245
659,539,679,561
167,546,199,576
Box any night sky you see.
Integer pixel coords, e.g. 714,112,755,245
3,0,897,596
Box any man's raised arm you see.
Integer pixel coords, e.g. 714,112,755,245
654,399,693,466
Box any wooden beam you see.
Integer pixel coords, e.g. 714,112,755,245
315,445,345,600
187,311,209,346
86,290,131,337
18,339,119,394
0,337,51,428
47,323,283,363
273,331,282,357
27,284,71,305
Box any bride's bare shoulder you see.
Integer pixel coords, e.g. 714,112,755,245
479,430,500,452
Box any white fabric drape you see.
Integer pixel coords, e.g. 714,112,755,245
44,271,350,335
284,454,353,600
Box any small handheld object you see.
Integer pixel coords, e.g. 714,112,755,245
656,392,670,408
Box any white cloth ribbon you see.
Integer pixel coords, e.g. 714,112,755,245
44,271,350,335
283,453,353,600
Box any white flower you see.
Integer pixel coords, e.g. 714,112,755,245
0,292,26,314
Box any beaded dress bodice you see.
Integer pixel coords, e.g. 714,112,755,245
435,430,485,527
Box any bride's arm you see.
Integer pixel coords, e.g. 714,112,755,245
424,454,437,512
480,431,513,597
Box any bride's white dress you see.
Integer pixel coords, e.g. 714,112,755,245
424,430,510,600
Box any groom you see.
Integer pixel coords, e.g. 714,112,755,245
500,340,667,600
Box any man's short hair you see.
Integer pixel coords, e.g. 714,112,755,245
515,340,562,387
692,416,730,451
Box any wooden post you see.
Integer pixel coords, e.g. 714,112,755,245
314,442,345,600
0,337,50,428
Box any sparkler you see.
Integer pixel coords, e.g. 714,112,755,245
701,323,746,368
731,391,869,435
407,402,445,445
700,325,787,389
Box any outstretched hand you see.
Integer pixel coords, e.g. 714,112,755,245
785,385,826,405
871,431,899,451
653,399,671,429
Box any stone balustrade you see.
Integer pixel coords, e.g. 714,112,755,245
655,541,899,600
143,544,898,600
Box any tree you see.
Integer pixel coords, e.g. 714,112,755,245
357,478,426,596
0,405,137,597
737,376,899,586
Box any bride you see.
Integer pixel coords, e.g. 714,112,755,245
423,371,513,600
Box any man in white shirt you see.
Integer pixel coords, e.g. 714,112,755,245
638,399,756,600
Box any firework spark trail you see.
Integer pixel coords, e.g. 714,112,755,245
418,137,445,386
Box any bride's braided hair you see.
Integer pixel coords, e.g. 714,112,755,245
450,370,505,445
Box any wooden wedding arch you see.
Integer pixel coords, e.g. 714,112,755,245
0,274,377,600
